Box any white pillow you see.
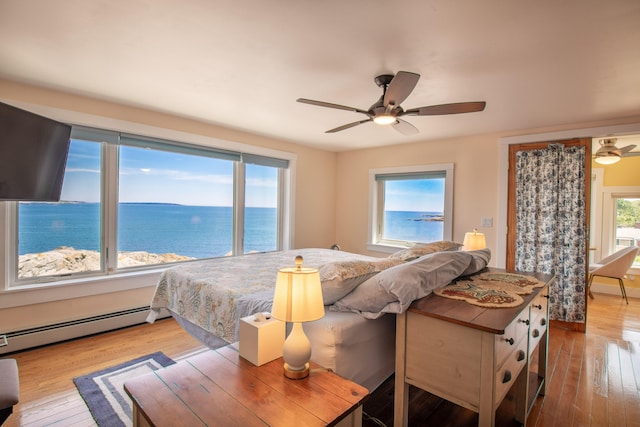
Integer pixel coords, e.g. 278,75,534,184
387,241,462,262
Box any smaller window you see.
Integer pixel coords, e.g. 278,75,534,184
614,197,640,269
368,164,453,252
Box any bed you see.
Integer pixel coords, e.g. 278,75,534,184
148,245,491,391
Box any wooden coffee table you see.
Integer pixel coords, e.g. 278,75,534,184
124,344,368,427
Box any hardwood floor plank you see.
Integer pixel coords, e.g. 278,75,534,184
606,339,627,426
572,333,595,427
537,327,571,426
618,341,640,427
552,332,583,427
591,335,610,426
628,341,640,393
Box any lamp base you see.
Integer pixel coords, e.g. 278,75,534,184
283,362,310,379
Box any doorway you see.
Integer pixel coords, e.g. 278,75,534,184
507,138,591,331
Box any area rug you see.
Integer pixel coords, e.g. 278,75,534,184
434,281,524,307
73,352,175,427
434,272,546,308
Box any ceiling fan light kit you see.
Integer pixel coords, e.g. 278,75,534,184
297,71,486,135
593,138,636,165
373,115,396,126
594,155,620,165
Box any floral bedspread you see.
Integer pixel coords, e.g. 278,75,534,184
150,248,376,342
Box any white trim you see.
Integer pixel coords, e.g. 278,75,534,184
0,268,163,309
589,168,605,264
591,280,640,299
496,122,640,268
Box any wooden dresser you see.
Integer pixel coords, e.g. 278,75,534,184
393,269,554,427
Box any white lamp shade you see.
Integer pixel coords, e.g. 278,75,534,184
272,266,324,323
463,229,486,251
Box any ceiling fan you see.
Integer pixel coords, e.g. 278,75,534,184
297,71,486,135
594,138,637,165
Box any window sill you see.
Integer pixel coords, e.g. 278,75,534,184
367,242,411,254
0,268,166,309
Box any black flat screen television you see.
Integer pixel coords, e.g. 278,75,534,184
0,101,72,201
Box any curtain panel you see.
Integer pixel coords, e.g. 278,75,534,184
514,144,587,323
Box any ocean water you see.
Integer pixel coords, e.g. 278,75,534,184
18,204,443,258
383,210,444,243
18,203,276,258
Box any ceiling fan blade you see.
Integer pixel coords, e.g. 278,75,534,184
403,101,486,116
384,71,420,107
392,118,419,135
619,144,637,155
297,98,369,115
326,119,372,133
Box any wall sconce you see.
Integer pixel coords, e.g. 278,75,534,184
271,256,324,379
463,228,486,251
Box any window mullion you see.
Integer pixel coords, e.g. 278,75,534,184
103,143,119,273
233,162,246,256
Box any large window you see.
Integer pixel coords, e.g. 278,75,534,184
368,164,453,251
13,127,290,283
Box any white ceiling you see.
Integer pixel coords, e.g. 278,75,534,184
1,0,639,152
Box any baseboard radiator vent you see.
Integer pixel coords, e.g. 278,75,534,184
0,306,168,355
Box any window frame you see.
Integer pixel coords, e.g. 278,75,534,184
367,163,454,253
601,188,640,273
0,119,295,307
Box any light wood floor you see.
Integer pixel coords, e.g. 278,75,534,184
3,291,640,427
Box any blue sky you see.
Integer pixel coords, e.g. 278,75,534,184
384,178,445,212
60,139,278,207
61,139,444,212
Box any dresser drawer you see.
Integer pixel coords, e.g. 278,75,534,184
494,336,528,406
529,286,549,354
495,312,529,368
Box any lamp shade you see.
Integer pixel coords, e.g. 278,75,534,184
272,257,324,323
463,229,486,251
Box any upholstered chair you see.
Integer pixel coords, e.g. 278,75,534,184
588,247,640,304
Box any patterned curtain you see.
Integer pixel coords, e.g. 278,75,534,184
514,144,587,323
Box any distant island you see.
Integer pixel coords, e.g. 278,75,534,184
409,213,444,222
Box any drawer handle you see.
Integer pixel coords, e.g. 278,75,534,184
503,370,512,384
505,337,515,345
533,304,543,310
543,294,550,299
540,318,547,326
532,329,540,338
517,350,525,361
519,319,530,325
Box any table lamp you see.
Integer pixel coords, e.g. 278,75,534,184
271,255,325,379
463,228,486,251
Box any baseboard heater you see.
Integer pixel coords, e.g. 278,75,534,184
0,306,168,355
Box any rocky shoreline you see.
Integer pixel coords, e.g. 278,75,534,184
18,247,193,278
